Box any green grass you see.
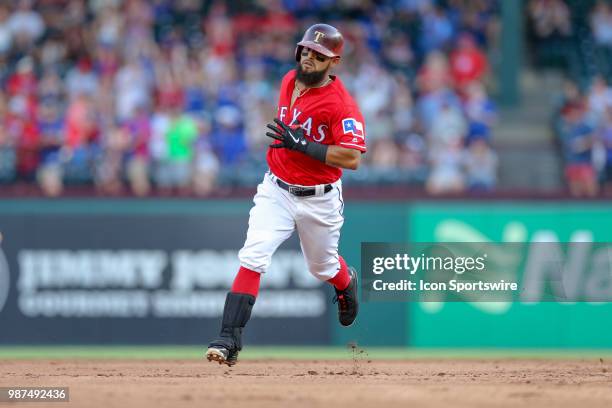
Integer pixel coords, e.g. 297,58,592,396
1,346,612,360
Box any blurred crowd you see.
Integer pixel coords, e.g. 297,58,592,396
529,0,612,197
0,0,499,197
555,75,612,197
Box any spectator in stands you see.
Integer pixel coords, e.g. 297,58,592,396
7,56,37,100
396,0,433,15
448,0,498,48
597,107,612,196
450,33,489,92
589,1,612,80
39,32,68,72
38,67,65,108
586,75,612,126
155,107,198,194
354,59,395,140
182,57,207,114
428,101,467,151
0,1,501,196
463,138,498,191
116,57,152,122
8,0,45,49
590,0,612,47
124,106,152,197
241,64,276,151
65,57,99,100
382,31,415,79
193,115,218,196
96,124,129,195
426,140,465,195
8,94,39,182
5,56,39,183
0,94,16,183
155,65,184,113
37,101,64,197
529,0,572,40
392,77,417,138
463,80,496,145
0,5,13,55
420,3,454,54
211,104,246,165
416,51,460,131
93,2,123,48
559,101,598,197
528,0,573,68
397,133,427,179
557,78,582,113
63,93,100,184
371,136,400,170
149,105,170,186
366,108,395,151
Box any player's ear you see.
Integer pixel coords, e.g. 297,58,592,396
330,57,340,68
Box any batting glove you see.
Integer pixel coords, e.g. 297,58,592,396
265,118,328,162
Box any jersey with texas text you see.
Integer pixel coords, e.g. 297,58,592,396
267,69,366,186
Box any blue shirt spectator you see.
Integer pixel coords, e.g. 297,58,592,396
560,105,594,164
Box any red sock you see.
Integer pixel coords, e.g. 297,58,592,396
327,256,350,291
231,266,261,297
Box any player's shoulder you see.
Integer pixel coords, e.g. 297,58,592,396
281,69,297,86
329,76,361,113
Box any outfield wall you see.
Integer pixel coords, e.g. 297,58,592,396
0,199,610,347
0,200,331,345
407,204,612,348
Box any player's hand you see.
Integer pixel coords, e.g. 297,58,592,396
265,118,309,153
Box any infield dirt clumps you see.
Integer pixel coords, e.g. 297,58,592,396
1,359,612,408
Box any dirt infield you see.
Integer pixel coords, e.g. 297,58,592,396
1,359,612,408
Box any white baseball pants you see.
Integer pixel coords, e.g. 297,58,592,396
238,172,345,281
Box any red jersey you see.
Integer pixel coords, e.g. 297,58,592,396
267,70,366,185
450,48,488,88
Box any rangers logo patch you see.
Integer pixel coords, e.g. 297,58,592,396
342,118,364,138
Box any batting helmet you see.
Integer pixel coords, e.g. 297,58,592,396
295,23,344,62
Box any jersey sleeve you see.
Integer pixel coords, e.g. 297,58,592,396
331,104,367,153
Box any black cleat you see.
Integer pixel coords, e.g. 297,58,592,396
333,266,359,327
205,292,255,367
206,346,239,366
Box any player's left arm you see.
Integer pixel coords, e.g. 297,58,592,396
325,145,361,170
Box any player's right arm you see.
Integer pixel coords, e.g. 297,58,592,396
265,119,361,170
329,105,367,168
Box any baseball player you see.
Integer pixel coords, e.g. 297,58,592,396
206,23,366,366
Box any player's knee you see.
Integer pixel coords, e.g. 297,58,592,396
239,232,279,273
238,249,271,273
307,257,339,281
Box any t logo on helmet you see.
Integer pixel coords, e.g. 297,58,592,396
294,23,343,62
313,31,325,43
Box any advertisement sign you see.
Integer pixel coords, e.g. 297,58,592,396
408,203,612,347
0,207,330,344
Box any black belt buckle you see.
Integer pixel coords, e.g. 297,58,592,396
274,175,331,197
288,185,311,196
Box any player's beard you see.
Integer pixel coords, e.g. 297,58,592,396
296,61,329,87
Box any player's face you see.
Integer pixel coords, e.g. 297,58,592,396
297,47,338,86
300,48,332,72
